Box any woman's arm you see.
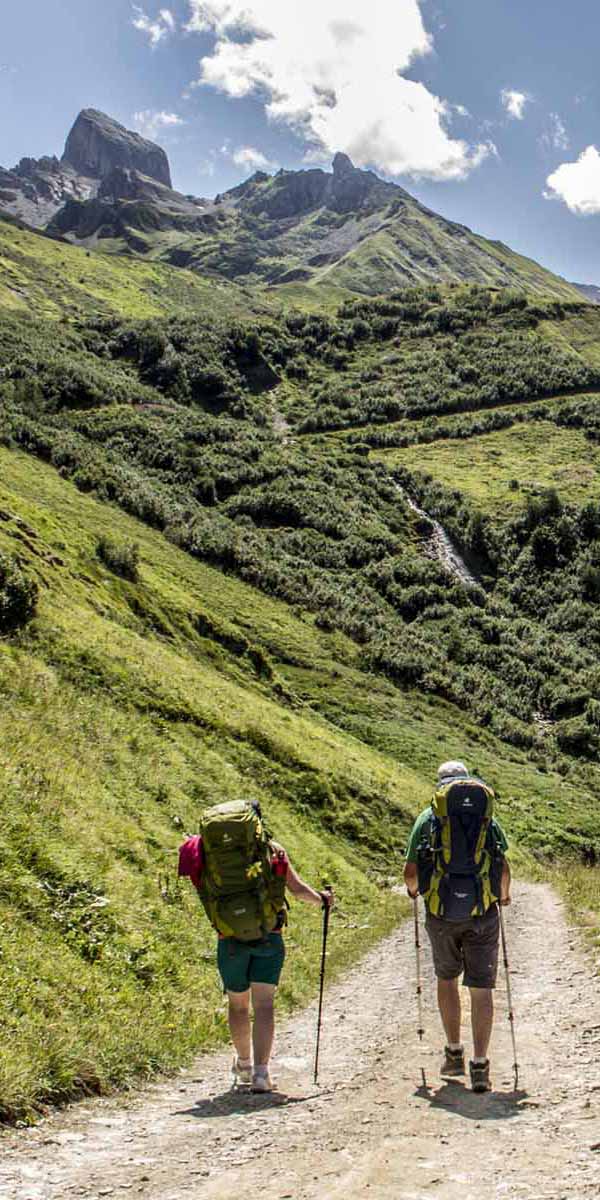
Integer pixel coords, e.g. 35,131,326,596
285,857,334,909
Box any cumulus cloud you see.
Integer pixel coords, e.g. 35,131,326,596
185,1,492,181
501,89,530,120
133,110,185,138
232,146,275,172
132,6,176,46
545,145,600,215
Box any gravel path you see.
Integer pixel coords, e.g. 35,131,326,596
1,883,599,1199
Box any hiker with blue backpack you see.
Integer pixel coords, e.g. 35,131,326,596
404,761,511,1093
179,799,334,1094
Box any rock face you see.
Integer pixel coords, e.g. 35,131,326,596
0,156,98,228
62,110,172,188
0,108,173,228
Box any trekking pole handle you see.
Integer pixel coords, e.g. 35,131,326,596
320,881,334,910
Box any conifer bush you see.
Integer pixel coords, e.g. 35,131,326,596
0,552,38,634
96,536,140,582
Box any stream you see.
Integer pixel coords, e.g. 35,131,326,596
396,484,480,588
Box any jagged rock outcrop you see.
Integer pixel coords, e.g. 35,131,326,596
0,156,98,228
62,110,172,188
0,109,173,228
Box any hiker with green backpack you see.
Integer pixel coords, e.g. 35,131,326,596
404,761,511,1093
178,799,334,1094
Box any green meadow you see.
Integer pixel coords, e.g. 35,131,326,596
373,418,600,516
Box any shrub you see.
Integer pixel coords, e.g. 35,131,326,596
96,536,140,582
0,552,38,634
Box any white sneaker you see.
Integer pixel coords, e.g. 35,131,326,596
232,1056,252,1088
251,1068,274,1093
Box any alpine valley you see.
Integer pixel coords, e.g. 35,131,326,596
2,109,600,1123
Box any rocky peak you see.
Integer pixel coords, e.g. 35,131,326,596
332,152,356,177
62,109,172,188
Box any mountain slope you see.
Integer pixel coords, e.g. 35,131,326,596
0,440,584,1122
54,150,583,302
0,215,270,321
0,109,583,304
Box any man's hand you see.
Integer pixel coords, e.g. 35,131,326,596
499,895,512,906
404,861,419,900
320,889,335,911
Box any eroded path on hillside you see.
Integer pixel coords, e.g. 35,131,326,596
2,884,599,1200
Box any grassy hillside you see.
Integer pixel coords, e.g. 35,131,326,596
1,445,593,1123
0,217,269,321
3,280,600,1122
376,418,600,517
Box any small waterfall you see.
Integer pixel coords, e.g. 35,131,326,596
397,486,480,588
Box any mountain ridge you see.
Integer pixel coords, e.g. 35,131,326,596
0,107,587,304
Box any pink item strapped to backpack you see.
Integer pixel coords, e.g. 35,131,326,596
178,835,204,891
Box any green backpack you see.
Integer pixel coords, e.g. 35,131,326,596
198,800,287,942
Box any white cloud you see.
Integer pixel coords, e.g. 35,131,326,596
543,112,569,152
133,110,185,138
545,145,600,215
231,145,274,172
501,89,530,120
186,1,492,181
132,6,176,46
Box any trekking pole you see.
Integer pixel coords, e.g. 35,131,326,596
313,884,332,1085
499,903,519,1091
413,897,427,1089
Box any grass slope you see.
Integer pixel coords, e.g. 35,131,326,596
1,444,598,1122
374,416,600,517
0,218,269,322
3,282,600,1121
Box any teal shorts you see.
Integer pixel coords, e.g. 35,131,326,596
217,933,285,993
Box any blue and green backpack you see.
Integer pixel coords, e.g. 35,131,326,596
417,777,504,920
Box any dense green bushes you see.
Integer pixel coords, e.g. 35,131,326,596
3,287,600,758
96,536,140,581
0,552,38,633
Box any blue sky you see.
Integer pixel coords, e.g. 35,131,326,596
2,0,600,283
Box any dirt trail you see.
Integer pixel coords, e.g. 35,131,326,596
2,883,599,1200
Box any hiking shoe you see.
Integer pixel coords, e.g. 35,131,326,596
232,1056,252,1088
470,1060,492,1093
440,1046,466,1077
251,1068,274,1093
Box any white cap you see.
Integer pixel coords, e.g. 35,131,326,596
437,760,468,781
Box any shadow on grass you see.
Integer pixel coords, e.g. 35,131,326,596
415,1079,529,1121
175,1088,314,1120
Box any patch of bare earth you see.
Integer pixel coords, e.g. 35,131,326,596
1,883,599,1199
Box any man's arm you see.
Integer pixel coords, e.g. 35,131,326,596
403,808,431,899
499,857,511,906
404,861,419,900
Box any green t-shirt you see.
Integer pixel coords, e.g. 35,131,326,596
405,805,509,863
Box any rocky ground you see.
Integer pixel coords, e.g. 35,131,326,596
1,883,599,1200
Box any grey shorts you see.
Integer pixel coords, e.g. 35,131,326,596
425,905,500,989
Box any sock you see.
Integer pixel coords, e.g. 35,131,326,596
254,1064,269,1076
472,1057,488,1065
237,1057,252,1068
448,1043,463,1053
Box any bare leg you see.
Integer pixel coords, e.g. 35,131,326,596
227,990,251,1062
437,978,462,1045
470,987,494,1059
251,982,276,1067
